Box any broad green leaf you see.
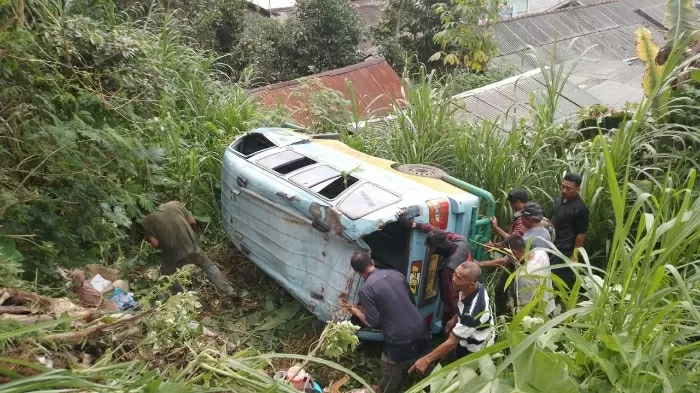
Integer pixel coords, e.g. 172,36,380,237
511,331,578,393
664,0,699,41
691,69,700,82
635,28,665,96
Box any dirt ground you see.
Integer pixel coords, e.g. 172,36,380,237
197,244,386,389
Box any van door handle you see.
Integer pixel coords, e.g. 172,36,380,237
237,176,247,187
276,191,299,201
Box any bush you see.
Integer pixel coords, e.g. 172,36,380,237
0,0,259,280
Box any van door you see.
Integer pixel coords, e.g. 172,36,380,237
352,203,443,337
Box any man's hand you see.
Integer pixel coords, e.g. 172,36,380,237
490,216,498,229
339,298,351,311
445,318,457,335
148,237,160,249
339,298,357,313
395,210,415,228
408,356,432,374
483,241,495,252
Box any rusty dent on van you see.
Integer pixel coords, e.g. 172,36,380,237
221,126,495,341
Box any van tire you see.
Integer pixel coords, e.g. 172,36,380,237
395,164,446,179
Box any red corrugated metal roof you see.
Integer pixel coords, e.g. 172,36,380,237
248,58,403,125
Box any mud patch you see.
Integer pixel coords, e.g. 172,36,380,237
309,202,345,236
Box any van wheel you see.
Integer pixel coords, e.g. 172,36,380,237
395,164,446,179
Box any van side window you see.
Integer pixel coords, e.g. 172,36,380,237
257,151,317,175
290,166,341,188
232,133,275,157
338,183,400,219
315,175,360,199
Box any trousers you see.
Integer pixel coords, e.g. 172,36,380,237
438,267,459,327
160,251,235,296
494,267,515,318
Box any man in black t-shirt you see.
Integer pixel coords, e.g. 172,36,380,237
550,173,589,290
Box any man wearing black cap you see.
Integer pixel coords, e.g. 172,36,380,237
520,202,552,250
478,202,551,317
397,210,473,329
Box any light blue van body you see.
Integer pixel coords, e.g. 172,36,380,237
221,127,494,340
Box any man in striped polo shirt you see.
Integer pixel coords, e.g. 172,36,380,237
409,262,495,374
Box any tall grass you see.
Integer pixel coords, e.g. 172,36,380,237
398,35,700,393
0,0,272,278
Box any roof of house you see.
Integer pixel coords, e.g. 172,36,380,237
565,57,645,109
451,68,601,123
489,0,667,70
248,58,403,125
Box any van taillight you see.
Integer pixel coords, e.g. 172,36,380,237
427,199,449,229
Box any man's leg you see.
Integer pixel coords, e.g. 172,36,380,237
379,353,408,393
187,252,236,296
550,254,575,291
550,253,577,310
493,268,511,318
160,260,185,295
438,268,459,328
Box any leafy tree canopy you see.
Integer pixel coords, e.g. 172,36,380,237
288,0,364,75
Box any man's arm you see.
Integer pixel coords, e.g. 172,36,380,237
573,206,589,250
357,291,380,329
416,222,465,242
511,218,526,237
142,216,160,248
491,217,510,239
477,257,509,268
409,334,459,374
348,305,369,327
174,201,197,227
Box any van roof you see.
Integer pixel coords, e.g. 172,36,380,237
312,139,469,198
249,128,469,198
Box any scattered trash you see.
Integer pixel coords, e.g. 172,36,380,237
279,365,323,393
36,356,53,369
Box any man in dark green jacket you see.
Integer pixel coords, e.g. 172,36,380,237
142,201,235,296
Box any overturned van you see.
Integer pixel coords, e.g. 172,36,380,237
221,127,494,340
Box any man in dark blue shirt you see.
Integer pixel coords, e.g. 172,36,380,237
342,251,431,393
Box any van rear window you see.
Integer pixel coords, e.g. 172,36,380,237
232,133,275,157
257,151,317,175
339,183,400,219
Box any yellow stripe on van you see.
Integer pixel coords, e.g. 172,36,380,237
315,139,468,197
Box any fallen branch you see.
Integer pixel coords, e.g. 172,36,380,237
43,309,153,344
1,310,110,325
0,306,31,314
0,288,53,307
112,326,141,342
1,314,59,324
